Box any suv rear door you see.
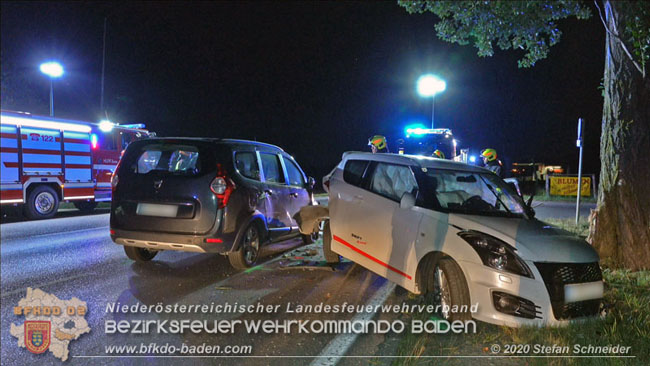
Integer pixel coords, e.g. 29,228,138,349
281,155,311,225
258,151,294,238
111,139,220,234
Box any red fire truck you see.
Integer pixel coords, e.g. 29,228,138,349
1,110,153,219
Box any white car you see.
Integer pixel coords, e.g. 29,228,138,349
322,152,603,327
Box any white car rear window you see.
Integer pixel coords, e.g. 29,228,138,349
370,163,418,202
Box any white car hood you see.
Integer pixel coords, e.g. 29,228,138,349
449,214,600,263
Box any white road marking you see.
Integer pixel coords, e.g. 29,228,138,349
1,274,87,299
310,281,397,366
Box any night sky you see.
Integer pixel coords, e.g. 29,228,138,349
1,1,605,182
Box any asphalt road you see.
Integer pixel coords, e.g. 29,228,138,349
1,212,402,366
531,200,597,220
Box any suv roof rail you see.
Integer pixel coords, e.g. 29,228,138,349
148,137,284,151
220,139,284,151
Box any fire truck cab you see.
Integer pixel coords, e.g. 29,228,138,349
397,126,459,160
1,110,152,219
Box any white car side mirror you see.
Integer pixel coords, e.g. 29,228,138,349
400,192,415,209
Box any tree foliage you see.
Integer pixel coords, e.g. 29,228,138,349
398,0,592,67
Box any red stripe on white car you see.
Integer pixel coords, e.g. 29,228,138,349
333,235,412,280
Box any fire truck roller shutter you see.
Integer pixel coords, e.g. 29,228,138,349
1,124,22,203
63,130,92,182
20,127,63,176
1,124,20,183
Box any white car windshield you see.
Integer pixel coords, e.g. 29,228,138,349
423,169,526,218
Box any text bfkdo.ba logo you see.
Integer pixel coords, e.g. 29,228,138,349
11,288,91,361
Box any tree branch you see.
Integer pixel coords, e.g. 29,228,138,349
594,0,645,77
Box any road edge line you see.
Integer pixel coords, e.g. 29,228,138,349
309,281,397,366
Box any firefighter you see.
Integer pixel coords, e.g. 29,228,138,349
481,148,503,177
368,135,389,153
433,149,445,159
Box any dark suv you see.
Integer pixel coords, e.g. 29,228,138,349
110,138,317,269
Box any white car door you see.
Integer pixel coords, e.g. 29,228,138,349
328,159,369,252
332,160,423,287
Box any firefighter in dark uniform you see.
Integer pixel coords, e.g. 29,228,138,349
481,148,504,177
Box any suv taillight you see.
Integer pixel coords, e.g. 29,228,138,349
210,177,227,194
111,158,122,191
211,164,235,208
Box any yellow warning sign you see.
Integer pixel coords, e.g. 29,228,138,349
550,176,591,196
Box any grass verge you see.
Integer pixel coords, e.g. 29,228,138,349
542,218,591,238
392,268,650,365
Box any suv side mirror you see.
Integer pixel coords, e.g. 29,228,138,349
308,177,316,190
400,192,415,209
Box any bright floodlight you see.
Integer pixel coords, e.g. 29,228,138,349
39,62,64,78
99,120,114,132
416,74,446,97
469,155,477,163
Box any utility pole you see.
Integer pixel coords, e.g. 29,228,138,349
49,78,54,116
100,17,107,114
431,95,435,129
575,118,584,225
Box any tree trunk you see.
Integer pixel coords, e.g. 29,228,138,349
591,1,650,270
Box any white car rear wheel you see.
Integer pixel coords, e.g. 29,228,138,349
322,221,340,264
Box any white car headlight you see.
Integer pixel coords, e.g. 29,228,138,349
458,231,534,278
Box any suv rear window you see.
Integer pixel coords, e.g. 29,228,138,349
343,160,368,187
130,144,202,175
235,152,261,180
260,153,285,183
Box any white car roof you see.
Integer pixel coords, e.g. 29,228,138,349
341,151,492,174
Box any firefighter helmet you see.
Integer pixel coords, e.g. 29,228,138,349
433,149,445,159
481,148,497,162
368,135,387,150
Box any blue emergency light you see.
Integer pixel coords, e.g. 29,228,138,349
405,124,428,137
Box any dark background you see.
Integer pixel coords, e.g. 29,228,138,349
1,1,605,182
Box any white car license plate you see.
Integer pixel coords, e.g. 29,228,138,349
564,281,604,303
136,203,178,218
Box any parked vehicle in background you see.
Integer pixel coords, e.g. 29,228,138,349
321,152,603,327
110,138,317,269
510,162,565,196
0,110,152,219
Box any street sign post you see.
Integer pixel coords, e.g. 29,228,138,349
576,118,584,225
